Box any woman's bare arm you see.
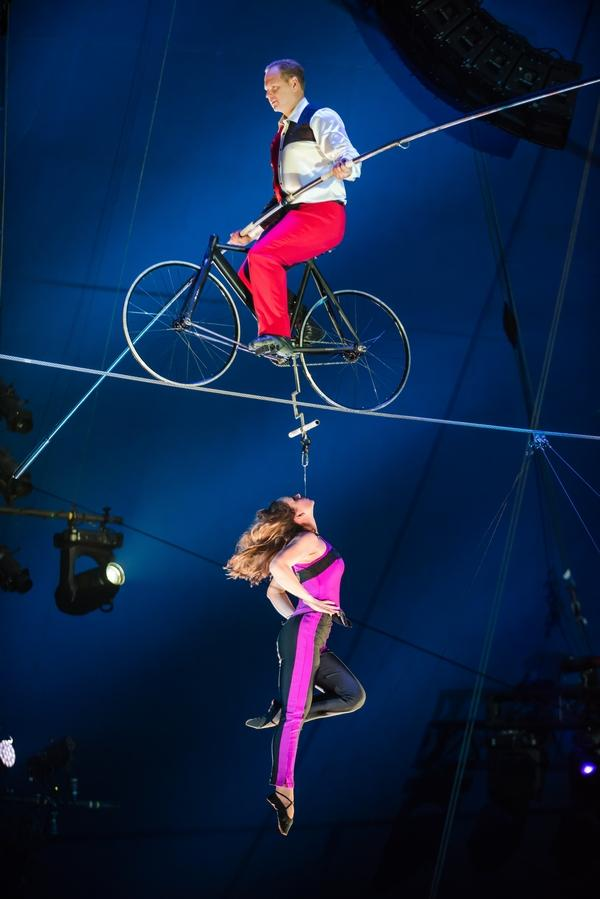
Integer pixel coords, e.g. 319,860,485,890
269,532,339,615
266,581,295,619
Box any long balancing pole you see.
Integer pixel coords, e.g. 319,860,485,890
241,75,600,235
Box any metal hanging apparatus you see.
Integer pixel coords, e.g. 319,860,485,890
288,355,319,496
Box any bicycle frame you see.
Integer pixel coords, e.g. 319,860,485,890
185,234,362,356
121,233,411,411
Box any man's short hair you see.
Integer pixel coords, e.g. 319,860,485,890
265,59,305,90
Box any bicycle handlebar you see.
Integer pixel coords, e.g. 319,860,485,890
240,74,600,238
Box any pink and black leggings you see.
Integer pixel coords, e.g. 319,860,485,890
270,612,366,789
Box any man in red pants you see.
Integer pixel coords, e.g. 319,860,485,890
229,59,361,357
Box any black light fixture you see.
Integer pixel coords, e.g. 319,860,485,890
0,544,32,593
487,729,547,814
0,448,32,504
369,0,582,149
0,379,33,433
54,523,125,615
467,728,547,870
27,736,76,784
561,654,600,687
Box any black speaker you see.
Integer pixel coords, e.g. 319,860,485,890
372,0,582,148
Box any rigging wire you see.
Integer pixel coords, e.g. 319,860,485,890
99,0,178,368
32,485,223,570
0,0,9,344
470,467,523,585
547,443,600,500
73,0,178,495
474,140,585,656
429,93,600,899
530,97,600,431
539,447,600,556
338,133,546,675
531,440,596,651
2,352,599,481
27,483,514,688
4,78,599,480
69,5,165,484
429,449,532,899
350,619,514,688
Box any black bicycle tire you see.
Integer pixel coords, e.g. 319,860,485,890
122,260,240,387
299,289,411,411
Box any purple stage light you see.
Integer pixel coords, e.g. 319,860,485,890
580,762,597,776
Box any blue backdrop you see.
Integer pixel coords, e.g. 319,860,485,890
1,1,599,896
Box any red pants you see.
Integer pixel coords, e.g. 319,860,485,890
238,201,346,337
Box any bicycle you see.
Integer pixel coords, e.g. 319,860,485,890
122,234,411,411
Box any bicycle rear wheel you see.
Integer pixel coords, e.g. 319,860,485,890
299,290,410,411
122,261,240,386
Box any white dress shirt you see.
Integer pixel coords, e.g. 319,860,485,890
278,97,361,205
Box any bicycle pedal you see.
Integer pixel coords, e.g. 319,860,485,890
266,354,291,367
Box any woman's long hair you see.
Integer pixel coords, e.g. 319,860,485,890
225,500,303,585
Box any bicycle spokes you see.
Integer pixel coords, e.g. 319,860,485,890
299,290,410,410
123,252,411,411
122,262,240,387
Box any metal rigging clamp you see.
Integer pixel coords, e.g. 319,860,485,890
527,432,549,456
288,355,319,496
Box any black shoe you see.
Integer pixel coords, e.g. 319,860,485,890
248,334,294,357
245,699,281,730
267,791,294,836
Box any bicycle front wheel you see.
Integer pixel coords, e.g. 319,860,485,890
299,290,410,411
122,261,240,386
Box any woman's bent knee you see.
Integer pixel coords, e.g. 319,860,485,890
348,684,366,712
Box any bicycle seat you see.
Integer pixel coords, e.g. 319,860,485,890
284,250,333,272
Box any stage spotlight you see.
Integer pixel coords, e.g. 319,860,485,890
0,380,33,434
0,545,33,593
570,730,600,807
105,561,125,586
0,448,32,504
0,737,16,768
53,525,125,615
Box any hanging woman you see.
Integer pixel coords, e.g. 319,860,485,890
225,493,366,836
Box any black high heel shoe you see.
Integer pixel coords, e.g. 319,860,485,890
267,791,294,836
245,699,281,730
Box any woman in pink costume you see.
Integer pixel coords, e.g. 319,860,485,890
226,494,365,835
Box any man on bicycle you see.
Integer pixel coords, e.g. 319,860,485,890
229,59,361,357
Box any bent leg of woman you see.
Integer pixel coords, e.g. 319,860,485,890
305,650,366,721
247,649,365,730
